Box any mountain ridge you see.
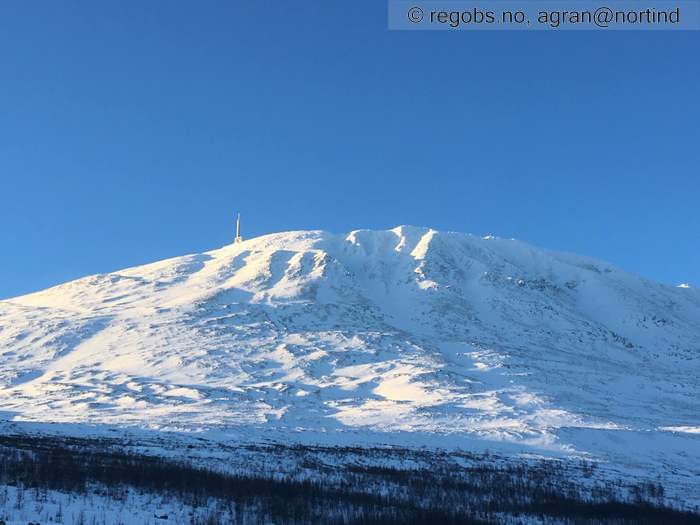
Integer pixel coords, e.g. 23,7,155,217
1,226,699,499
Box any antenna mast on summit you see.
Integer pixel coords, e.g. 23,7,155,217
234,213,243,244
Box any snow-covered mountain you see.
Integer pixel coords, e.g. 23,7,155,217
1,227,699,495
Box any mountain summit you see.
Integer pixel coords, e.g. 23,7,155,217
1,227,699,487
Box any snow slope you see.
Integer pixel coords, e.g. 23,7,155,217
1,227,699,491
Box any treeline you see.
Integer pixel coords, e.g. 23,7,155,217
0,434,698,524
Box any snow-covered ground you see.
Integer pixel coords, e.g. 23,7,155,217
1,226,698,502
0,483,229,525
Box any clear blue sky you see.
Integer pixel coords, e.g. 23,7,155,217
1,1,698,299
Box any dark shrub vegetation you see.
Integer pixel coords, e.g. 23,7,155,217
0,435,697,524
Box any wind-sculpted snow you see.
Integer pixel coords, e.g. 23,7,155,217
1,226,699,498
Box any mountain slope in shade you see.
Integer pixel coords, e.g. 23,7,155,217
1,227,699,489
